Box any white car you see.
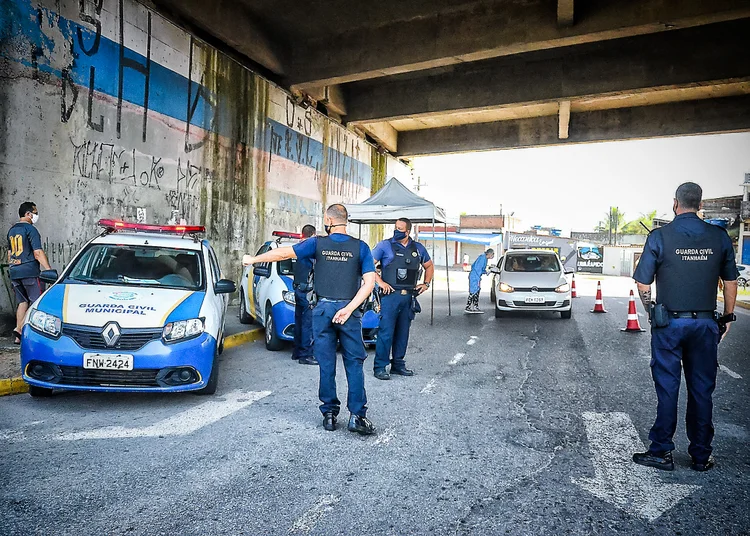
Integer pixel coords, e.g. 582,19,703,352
491,249,573,319
21,219,235,396
737,264,748,287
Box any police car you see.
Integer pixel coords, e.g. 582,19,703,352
20,219,235,397
239,231,380,350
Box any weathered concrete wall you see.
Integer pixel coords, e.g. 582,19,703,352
0,0,407,315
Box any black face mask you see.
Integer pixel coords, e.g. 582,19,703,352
393,230,407,241
325,223,345,235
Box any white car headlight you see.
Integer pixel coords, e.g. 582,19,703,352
498,282,515,293
555,283,571,293
282,290,296,305
29,309,62,337
163,318,205,342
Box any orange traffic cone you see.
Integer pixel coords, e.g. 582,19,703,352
591,281,607,313
571,275,578,298
621,290,645,332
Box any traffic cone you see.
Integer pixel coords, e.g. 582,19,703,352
591,281,607,313
621,290,645,332
571,275,578,298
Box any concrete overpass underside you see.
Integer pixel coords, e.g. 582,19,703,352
149,0,750,157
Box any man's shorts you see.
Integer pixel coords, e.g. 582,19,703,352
12,277,44,305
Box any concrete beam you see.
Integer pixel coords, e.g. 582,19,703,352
558,101,571,139
558,0,575,27
150,0,284,75
290,0,750,87
346,21,750,123
360,122,398,153
396,95,750,156
303,85,348,117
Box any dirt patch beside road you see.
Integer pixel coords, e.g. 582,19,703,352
1,347,21,379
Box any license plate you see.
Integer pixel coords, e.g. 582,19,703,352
83,353,134,371
524,296,546,304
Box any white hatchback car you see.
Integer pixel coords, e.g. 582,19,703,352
491,249,573,319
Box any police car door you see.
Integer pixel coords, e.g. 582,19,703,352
205,244,227,339
250,243,272,319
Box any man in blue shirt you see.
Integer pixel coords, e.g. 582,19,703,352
243,204,377,435
632,182,737,472
371,217,433,380
292,224,317,365
466,249,495,313
7,202,51,344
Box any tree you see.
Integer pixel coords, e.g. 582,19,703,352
594,207,627,245
622,210,657,235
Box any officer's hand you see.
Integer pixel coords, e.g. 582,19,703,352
720,322,731,343
242,255,255,266
380,282,395,295
333,307,352,324
415,283,428,295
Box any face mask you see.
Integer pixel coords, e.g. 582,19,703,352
31,213,39,224
393,230,407,241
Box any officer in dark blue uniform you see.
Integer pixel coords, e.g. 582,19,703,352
243,204,377,435
632,182,738,472
292,224,317,365
371,217,433,380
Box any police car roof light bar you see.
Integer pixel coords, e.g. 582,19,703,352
272,231,303,239
98,219,206,234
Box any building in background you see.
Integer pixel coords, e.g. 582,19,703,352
739,174,750,265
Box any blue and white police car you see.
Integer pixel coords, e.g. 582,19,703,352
21,219,235,397
239,231,380,351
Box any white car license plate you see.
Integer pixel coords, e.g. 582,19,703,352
83,353,134,371
524,296,546,304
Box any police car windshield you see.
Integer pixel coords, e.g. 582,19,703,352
505,254,560,273
66,244,203,290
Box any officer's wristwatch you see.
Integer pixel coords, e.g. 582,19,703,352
423,281,431,288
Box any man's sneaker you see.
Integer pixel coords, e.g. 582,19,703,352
464,306,473,314
691,456,715,472
632,450,674,471
348,415,376,435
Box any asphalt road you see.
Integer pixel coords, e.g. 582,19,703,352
1,284,748,535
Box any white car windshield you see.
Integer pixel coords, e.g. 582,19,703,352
505,254,560,273
66,244,203,290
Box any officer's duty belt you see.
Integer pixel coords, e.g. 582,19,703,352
669,311,715,319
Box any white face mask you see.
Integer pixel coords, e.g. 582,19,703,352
31,213,39,224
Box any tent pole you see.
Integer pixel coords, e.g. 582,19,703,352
444,221,451,316
430,215,435,326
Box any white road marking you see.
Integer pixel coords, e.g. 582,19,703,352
57,390,271,441
420,379,437,394
374,427,395,445
572,412,700,522
289,494,340,534
449,353,465,365
720,364,742,379
467,336,477,346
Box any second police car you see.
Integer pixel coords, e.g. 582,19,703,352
20,220,235,397
239,231,380,350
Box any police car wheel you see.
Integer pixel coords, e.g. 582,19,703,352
29,385,54,398
265,304,284,351
239,293,253,324
195,346,219,395
561,309,572,320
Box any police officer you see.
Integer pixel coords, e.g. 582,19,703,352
372,218,433,380
7,202,51,344
292,224,317,365
632,182,737,472
243,204,377,435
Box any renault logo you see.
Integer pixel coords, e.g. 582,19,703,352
102,322,121,347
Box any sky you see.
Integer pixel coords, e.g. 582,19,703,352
412,132,750,234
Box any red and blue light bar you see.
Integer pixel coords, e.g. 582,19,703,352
98,219,205,234
272,231,303,239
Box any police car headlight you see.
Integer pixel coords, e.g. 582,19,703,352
163,318,205,342
29,309,62,337
555,283,571,293
498,282,515,293
282,290,296,305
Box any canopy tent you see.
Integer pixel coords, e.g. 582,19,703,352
345,178,452,323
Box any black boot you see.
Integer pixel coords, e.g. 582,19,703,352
298,356,319,365
632,450,674,471
691,456,715,472
348,415,376,435
323,412,337,431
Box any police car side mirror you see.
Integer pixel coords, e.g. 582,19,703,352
39,269,59,284
253,265,271,278
214,279,236,295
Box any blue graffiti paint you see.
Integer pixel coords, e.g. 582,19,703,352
0,0,372,186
